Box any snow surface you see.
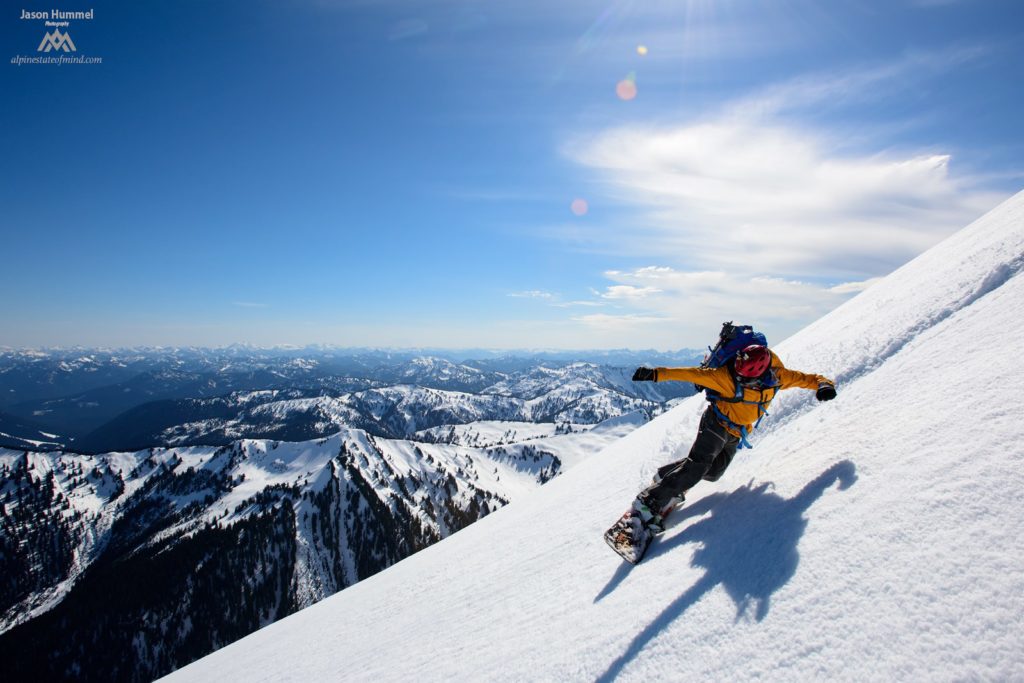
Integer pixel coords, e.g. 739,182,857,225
165,191,1024,682
414,420,591,447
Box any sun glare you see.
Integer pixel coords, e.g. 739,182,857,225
616,74,637,101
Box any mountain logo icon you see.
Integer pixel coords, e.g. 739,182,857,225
37,29,77,53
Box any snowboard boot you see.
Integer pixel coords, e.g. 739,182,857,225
648,467,687,521
632,496,665,535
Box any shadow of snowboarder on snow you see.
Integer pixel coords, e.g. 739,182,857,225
596,460,857,682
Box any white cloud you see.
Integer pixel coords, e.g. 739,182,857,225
727,46,990,121
569,120,1003,279
563,44,1006,284
829,278,882,294
540,48,1007,349
550,300,606,308
579,266,859,348
508,290,555,299
572,312,670,329
600,285,662,300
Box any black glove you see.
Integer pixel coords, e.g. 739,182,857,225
816,382,836,402
632,367,656,382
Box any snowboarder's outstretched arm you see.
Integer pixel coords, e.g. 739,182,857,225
632,366,735,395
633,364,837,401
777,367,836,401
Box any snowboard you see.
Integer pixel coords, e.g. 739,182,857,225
603,500,679,564
603,508,653,564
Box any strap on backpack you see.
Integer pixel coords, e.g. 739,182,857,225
706,377,775,449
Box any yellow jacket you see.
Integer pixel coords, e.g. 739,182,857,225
654,352,833,437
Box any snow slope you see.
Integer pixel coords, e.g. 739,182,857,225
166,191,1024,682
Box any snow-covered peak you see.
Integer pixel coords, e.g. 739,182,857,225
167,190,1024,681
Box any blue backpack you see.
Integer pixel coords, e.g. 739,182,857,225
700,321,767,372
698,321,776,448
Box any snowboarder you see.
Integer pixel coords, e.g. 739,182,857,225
604,344,836,563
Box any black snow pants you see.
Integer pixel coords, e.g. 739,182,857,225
638,407,740,512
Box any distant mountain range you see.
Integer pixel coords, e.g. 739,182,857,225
0,349,702,452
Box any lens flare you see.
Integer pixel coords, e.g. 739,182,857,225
616,74,637,101
570,198,589,216
637,45,648,56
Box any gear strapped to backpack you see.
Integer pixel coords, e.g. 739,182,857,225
698,321,778,448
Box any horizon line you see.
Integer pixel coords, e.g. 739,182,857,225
0,344,704,355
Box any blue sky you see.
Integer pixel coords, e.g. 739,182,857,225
2,0,1022,350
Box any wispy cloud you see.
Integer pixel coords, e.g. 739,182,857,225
726,46,991,121
570,120,1003,277
550,300,606,308
565,48,1006,279
829,278,882,294
577,266,863,347
510,290,608,310
600,284,662,300
552,47,1009,346
571,312,671,329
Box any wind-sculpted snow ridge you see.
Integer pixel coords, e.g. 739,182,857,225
166,191,1024,682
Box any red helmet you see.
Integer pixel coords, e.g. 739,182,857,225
734,344,771,378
